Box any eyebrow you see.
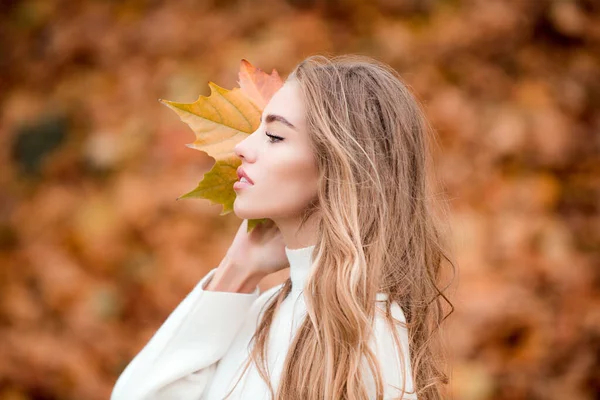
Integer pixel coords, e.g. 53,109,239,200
260,114,296,130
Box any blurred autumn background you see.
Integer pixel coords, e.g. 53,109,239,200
1,0,599,399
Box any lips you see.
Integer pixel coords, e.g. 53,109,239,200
236,167,254,185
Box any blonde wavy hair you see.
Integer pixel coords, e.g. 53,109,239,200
226,54,455,399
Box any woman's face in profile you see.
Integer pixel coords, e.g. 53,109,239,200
233,79,319,221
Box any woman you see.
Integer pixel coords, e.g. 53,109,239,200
111,54,454,400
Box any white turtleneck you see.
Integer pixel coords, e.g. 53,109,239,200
110,245,417,399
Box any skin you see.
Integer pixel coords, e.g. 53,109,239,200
207,79,321,292
233,79,320,252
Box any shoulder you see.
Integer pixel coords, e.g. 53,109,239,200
248,282,286,317
259,282,285,304
372,301,409,362
369,301,418,399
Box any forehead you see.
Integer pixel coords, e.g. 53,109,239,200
263,80,305,129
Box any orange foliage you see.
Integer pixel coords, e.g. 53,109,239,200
0,1,598,400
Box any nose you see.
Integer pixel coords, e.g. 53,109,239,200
234,135,251,161
234,123,262,162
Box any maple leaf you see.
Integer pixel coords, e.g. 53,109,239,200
159,60,283,232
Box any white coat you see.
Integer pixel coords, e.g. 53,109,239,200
110,245,417,399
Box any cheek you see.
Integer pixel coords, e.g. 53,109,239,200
242,154,318,217
278,151,318,186
277,166,318,201
269,156,317,197
266,176,318,217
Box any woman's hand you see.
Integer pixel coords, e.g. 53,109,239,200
223,219,289,280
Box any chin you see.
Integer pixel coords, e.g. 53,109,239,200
233,200,266,220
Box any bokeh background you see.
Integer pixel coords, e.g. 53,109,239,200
1,0,599,399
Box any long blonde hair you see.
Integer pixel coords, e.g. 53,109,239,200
227,54,455,399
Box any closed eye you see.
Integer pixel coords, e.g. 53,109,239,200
266,132,284,143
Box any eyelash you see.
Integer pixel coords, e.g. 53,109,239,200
266,131,284,143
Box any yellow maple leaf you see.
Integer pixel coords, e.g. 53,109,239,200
159,60,283,232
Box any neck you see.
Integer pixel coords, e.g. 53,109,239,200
272,213,319,250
